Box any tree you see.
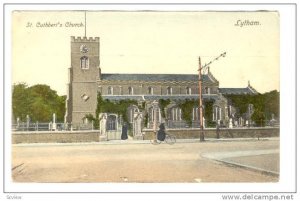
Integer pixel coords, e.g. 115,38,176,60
203,100,216,127
264,90,280,119
178,99,198,126
158,99,171,118
12,83,66,122
225,90,280,126
12,83,33,121
89,92,138,129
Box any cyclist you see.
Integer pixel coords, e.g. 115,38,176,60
157,123,166,141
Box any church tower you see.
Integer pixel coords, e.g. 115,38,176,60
65,36,100,124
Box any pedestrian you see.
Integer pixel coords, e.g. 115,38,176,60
121,123,128,140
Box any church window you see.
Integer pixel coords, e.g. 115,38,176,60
80,56,89,69
129,87,134,95
148,87,153,95
108,86,113,95
186,87,192,95
167,87,172,95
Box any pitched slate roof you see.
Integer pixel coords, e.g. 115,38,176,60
101,73,213,83
219,87,257,95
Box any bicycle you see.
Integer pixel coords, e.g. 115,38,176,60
150,134,176,145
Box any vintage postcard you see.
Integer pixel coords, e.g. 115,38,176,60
2,3,297,200
11,9,280,181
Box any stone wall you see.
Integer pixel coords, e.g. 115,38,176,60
142,127,279,140
12,131,100,144
12,128,279,144
98,80,218,96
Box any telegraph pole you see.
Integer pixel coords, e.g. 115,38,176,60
198,57,205,142
84,11,87,37
198,52,226,142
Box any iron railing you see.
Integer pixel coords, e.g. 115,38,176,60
12,122,94,132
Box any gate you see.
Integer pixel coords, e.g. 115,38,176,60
107,115,117,130
106,114,121,140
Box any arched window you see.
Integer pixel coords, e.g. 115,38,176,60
186,87,192,95
128,87,134,95
148,87,153,95
108,86,113,95
167,87,172,95
80,56,89,69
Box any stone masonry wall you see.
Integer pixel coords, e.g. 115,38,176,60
12,131,100,144
12,128,279,144
142,128,279,140
98,80,219,96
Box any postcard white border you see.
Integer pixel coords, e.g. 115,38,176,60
2,2,297,197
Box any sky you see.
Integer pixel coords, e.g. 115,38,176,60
12,11,279,95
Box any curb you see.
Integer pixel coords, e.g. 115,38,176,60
214,158,279,177
12,137,279,147
202,149,279,176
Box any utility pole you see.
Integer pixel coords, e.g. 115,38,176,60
198,52,226,142
198,57,204,141
84,11,87,37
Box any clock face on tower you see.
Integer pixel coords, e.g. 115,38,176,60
80,44,89,53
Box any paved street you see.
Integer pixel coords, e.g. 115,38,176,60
202,149,279,175
12,138,279,183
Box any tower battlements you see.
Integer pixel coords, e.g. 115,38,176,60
71,36,100,42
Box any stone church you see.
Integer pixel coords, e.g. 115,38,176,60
65,36,258,131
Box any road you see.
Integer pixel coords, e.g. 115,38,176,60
12,138,279,183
